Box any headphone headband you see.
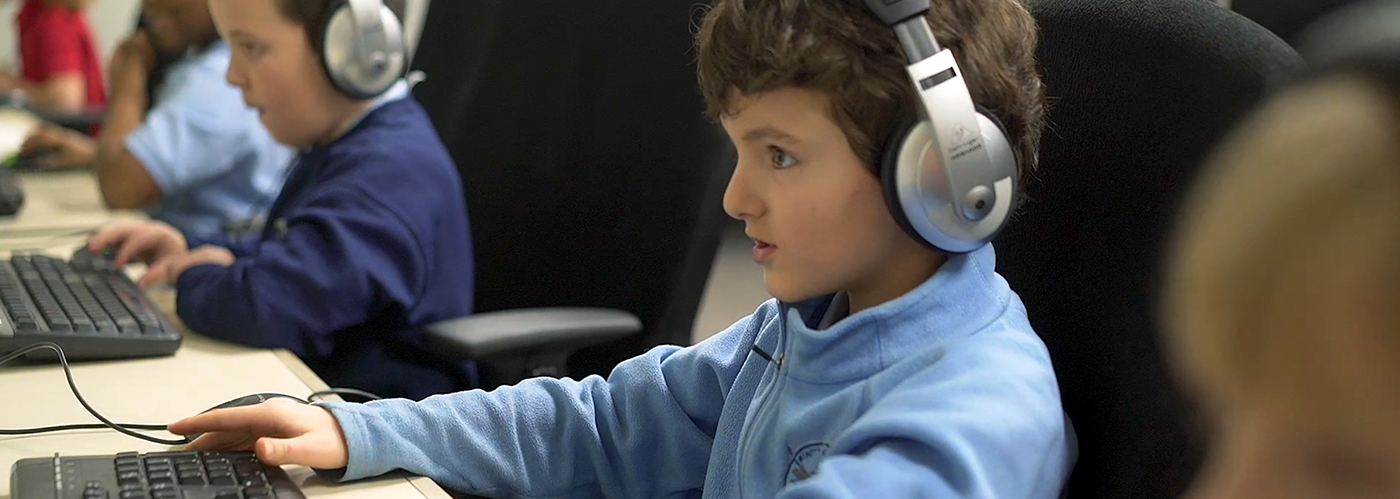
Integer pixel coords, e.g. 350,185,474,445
860,0,1020,253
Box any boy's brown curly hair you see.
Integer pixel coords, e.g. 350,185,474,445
696,0,1045,184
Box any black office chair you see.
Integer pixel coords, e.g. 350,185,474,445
401,0,500,154
412,0,735,388
995,0,1304,498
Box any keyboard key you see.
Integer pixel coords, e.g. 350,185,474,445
119,491,148,499
209,474,237,486
242,487,272,499
151,489,179,499
117,471,142,485
215,492,240,499
144,459,171,469
233,462,262,478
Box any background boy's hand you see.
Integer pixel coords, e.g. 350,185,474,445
88,220,187,269
143,245,234,287
0,72,17,94
169,399,351,469
20,125,97,170
109,32,156,102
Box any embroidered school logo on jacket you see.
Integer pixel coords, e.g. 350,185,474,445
785,442,832,484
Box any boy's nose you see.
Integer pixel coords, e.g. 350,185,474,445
722,162,761,221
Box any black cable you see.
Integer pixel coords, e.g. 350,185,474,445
0,423,168,435
308,388,382,402
0,343,191,445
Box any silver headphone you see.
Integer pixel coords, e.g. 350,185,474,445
864,0,1020,254
320,0,407,99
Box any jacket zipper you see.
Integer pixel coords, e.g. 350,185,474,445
736,330,787,498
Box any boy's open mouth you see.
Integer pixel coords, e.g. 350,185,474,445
751,238,776,263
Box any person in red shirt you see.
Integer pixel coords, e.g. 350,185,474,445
0,0,106,117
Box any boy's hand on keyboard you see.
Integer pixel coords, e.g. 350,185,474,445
169,399,350,470
144,245,234,287
88,221,188,268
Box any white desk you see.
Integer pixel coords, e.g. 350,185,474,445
0,171,451,499
0,108,38,161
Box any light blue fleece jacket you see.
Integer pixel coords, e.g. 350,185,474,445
319,244,1076,498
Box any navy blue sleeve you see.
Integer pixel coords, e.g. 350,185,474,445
174,185,425,355
183,231,230,250
185,231,258,258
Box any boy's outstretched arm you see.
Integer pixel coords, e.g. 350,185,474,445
177,313,766,499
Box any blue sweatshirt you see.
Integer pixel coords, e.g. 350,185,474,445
318,244,1076,498
177,95,476,401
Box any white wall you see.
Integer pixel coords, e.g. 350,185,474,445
0,0,426,71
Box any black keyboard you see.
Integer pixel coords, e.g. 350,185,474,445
0,251,181,360
10,451,306,499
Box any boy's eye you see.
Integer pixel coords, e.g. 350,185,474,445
770,146,797,169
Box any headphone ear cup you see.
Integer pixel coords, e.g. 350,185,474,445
974,104,1011,143
319,1,355,97
880,108,1019,254
880,119,935,249
319,1,407,99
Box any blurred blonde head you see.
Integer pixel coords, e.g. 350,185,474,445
1167,72,1400,498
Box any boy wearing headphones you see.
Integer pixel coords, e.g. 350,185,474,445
87,0,475,401
18,0,294,238
168,0,1075,496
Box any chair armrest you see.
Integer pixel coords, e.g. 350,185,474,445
424,307,642,360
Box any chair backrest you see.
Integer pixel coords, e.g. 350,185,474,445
410,0,735,378
995,1,1304,497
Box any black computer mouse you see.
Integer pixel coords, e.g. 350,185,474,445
0,167,24,216
203,393,309,414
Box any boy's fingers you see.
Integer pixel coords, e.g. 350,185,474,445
183,431,257,453
256,434,346,470
167,405,290,438
113,230,167,267
88,224,139,252
138,264,168,289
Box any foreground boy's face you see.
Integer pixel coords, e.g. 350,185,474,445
209,0,343,147
720,87,937,308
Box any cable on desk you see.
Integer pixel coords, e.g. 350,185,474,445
0,342,191,445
